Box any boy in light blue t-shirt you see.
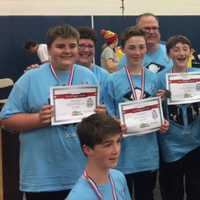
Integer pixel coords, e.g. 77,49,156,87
66,113,131,200
157,35,200,200
0,24,100,200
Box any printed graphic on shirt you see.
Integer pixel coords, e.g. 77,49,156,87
146,62,165,73
123,87,151,101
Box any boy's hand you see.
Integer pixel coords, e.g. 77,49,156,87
159,119,169,133
120,123,127,135
156,89,170,101
95,105,107,114
38,105,53,126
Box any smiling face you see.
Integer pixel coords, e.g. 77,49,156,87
137,15,160,48
85,134,121,170
123,36,147,67
48,37,79,70
78,39,95,67
169,42,191,70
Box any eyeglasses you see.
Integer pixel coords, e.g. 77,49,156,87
143,27,159,32
79,44,94,49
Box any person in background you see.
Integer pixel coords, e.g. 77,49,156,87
66,113,131,200
104,26,169,200
119,13,173,74
157,35,200,200
100,29,119,73
24,40,49,70
24,40,49,64
77,26,109,103
0,24,100,200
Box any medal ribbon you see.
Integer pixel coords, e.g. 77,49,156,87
125,66,145,100
83,170,117,200
50,64,74,86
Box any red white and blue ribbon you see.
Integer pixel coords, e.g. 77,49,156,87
50,64,74,86
125,66,145,100
83,170,117,200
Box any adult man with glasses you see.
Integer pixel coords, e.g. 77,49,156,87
119,13,173,74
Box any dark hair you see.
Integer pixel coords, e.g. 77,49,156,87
46,24,80,47
136,12,159,25
121,26,146,48
77,113,121,149
166,35,192,54
77,26,97,44
24,40,37,51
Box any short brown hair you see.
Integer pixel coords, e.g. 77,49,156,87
24,40,37,51
121,26,146,48
77,113,121,149
166,35,192,54
46,24,80,47
77,26,97,44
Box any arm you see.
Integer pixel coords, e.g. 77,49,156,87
1,105,53,132
104,59,118,73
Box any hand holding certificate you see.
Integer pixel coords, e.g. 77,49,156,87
50,85,99,125
119,97,164,137
166,72,200,105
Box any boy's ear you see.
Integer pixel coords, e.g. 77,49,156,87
82,144,93,156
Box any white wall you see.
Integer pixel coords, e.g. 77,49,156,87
0,0,200,16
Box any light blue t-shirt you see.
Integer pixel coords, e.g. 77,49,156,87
104,67,159,174
91,64,109,103
66,169,131,200
119,44,173,74
158,67,200,162
0,63,98,192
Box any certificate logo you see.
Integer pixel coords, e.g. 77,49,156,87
152,110,158,120
196,83,200,91
184,93,192,98
140,123,150,128
86,98,94,108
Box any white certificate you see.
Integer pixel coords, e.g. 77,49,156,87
119,97,164,137
50,85,99,125
166,72,200,105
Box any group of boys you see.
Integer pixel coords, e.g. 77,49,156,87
1,12,200,200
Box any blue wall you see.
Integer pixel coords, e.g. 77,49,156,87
1,15,200,81
0,16,91,81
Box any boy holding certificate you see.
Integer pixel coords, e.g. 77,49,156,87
104,26,169,200
66,113,131,200
0,24,100,200
157,35,200,200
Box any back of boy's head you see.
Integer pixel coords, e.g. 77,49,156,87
46,24,80,47
77,26,97,44
77,113,121,149
120,26,146,49
166,35,192,54
24,40,37,51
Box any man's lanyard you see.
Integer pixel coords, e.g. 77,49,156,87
83,170,117,200
125,66,145,100
50,64,74,86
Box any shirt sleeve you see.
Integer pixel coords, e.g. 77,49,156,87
0,75,30,119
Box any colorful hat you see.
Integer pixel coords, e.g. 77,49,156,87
100,29,118,45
